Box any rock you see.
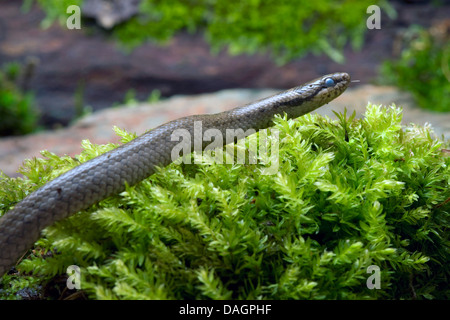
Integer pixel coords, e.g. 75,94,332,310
0,85,448,178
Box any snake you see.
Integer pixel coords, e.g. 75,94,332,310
0,72,350,276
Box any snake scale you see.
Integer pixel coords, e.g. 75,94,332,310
0,72,350,276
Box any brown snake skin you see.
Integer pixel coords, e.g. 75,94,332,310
0,72,350,276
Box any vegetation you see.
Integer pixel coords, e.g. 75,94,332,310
0,105,448,300
26,0,392,64
381,25,450,112
0,62,39,136
119,88,162,108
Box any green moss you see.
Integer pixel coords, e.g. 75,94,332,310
381,25,450,112
27,0,391,64
23,0,82,29
0,104,449,300
0,62,40,136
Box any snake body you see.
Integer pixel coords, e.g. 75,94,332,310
0,72,350,276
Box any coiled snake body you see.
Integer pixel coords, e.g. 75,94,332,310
0,72,350,276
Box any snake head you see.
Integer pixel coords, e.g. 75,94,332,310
305,72,351,102
274,72,351,119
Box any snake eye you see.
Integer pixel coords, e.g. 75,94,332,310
324,78,335,87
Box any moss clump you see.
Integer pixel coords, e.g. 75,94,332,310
0,104,449,300
28,0,391,64
0,62,39,136
381,25,450,112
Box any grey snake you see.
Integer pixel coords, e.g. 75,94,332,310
0,72,350,276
